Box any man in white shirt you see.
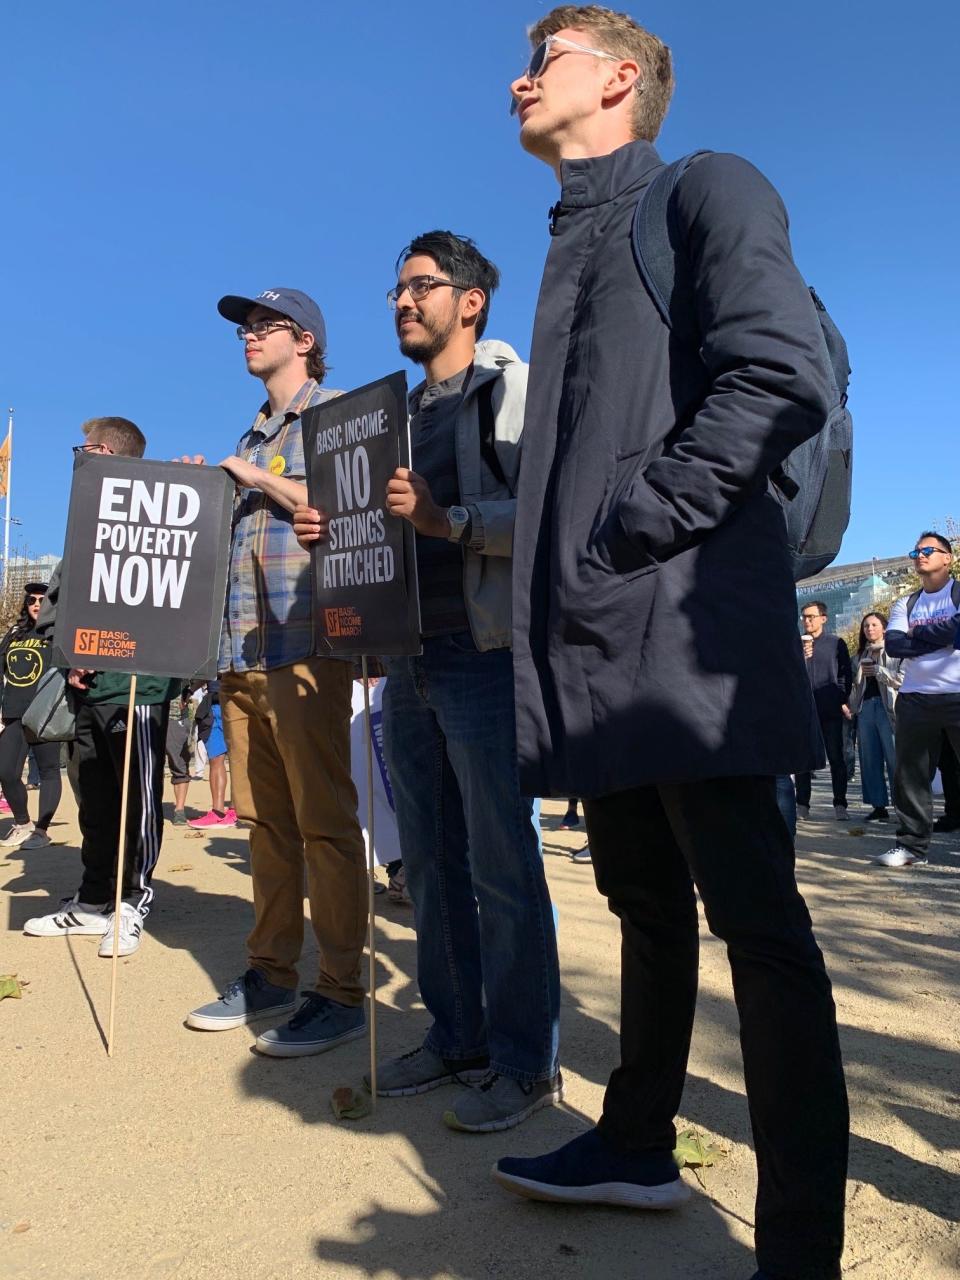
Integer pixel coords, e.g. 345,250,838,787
876,531,960,866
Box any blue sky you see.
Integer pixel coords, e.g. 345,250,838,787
4,0,957,566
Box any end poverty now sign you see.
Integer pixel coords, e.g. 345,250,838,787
302,372,421,657
52,454,234,679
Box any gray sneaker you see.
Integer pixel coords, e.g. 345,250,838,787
19,829,52,851
366,1046,490,1098
255,992,365,1058
444,1070,564,1133
570,845,592,864
186,968,297,1031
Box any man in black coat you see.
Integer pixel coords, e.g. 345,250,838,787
795,600,853,820
493,9,848,1280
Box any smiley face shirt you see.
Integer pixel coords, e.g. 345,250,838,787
0,629,52,719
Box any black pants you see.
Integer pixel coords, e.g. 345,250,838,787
0,719,62,830
70,701,168,915
584,777,848,1280
795,716,847,807
938,731,960,821
894,693,960,854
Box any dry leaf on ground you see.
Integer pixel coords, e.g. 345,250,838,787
0,975,23,1001
331,1086,372,1120
673,1127,727,1169
167,864,194,872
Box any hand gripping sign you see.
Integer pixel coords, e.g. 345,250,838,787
302,372,421,658
52,454,234,679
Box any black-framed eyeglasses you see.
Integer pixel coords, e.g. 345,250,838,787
387,275,472,310
72,443,110,456
235,320,295,341
909,545,949,559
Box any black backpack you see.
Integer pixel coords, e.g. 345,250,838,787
631,151,853,582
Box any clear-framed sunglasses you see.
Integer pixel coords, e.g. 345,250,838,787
509,34,627,115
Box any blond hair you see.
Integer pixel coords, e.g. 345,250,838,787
81,416,146,458
529,5,674,141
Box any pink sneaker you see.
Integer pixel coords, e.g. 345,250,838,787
188,808,239,829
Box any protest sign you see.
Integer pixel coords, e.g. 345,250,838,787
302,372,421,656
52,454,234,679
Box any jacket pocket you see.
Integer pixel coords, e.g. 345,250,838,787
590,448,659,580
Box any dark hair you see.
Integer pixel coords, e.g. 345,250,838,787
288,320,327,384
395,230,500,339
82,416,146,457
857,611,887,656
917,530,953,554
802,601,828,617
10,585,41,639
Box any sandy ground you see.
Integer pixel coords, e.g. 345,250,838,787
1,775,958,1280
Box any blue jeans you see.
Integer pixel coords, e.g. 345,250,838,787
858,697,896,807
774,775,797,838
383,634,560,1083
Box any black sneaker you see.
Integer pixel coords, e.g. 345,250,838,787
864,807,889,822
933,815,960,833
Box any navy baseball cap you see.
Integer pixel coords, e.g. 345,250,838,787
217,287,327,352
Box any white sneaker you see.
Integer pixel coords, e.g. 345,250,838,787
24,895,110,937
1,822,36,847
872,847,927,868
571,845,592,864
98,903,143,957
834,805,849,821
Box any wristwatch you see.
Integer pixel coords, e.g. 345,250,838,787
446,505,472,542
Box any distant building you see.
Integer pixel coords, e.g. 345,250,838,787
7,554,60,593
796,555,914,633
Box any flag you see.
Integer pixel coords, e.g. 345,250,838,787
0,430,10,498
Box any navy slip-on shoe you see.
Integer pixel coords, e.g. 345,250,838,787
492,1126,690,1209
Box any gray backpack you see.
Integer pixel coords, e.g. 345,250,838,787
632,151,853,581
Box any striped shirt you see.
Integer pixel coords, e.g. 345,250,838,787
219,380,338,673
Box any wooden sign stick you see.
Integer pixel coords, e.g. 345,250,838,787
107,674,138,1058
361,656,378,1106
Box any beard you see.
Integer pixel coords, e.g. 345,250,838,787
397,309,459,365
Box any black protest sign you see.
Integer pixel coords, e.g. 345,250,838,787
302,372,421,657
52,455,234,679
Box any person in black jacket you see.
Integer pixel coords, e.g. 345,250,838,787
0,582,63,850
495,9,847,1280
795,600,853,820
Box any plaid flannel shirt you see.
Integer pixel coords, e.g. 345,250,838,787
219,380,338,673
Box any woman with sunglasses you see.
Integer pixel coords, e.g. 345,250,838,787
849,611,902,821
0,582,63,849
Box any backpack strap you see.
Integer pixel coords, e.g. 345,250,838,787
952,579,960,610
476,378,508,490
631,150,713,333
905,589,921,621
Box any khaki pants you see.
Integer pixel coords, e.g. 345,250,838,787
221,658,366,1004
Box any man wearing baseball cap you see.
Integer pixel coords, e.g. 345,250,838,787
185,288,368,1057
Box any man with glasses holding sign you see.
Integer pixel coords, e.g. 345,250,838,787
296,231,561,1133
497,8,848,1280
184,288,367,1059
876,532,960,867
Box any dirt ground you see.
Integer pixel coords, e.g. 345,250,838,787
1,775,958,1280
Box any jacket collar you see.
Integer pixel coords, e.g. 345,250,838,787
557,139,662,209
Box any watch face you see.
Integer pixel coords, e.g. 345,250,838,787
449,506,469,524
